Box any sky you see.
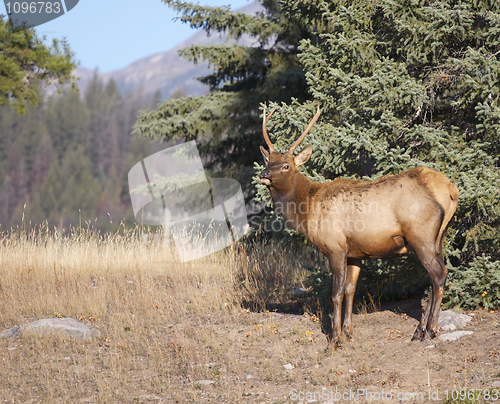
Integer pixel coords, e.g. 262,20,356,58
0,0,253,73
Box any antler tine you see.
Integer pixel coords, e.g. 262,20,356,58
289,103,321,153
262,103,277,152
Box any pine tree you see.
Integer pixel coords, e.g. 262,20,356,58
44,90,89,160
0,142,28,223
32,133,54,191
0,72,160,228
254,0,500,306
38,146,101,223
133,0,321,198
0,17,76,115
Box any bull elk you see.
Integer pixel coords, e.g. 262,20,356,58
259,103,459,349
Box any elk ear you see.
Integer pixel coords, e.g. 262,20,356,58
260,146,270,165
294,144,312,167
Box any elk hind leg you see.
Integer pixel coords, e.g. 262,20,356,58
342,259,361,341
424,253,447,339
412,244,447,341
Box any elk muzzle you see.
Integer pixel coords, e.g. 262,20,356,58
260,169,271,186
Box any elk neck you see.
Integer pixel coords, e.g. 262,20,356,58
269,171,321,235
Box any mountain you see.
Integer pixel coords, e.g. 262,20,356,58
74,2,262,101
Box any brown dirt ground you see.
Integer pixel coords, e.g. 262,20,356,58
1,299,499,403
175,300,500,403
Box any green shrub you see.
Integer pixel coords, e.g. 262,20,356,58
444,255,500,311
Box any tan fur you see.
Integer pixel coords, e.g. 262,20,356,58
417,167,459,253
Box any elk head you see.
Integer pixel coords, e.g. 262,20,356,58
259,104,321,191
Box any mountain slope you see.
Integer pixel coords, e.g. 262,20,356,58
75,2,262,100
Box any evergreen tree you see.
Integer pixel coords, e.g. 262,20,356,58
133,0,320,198
0,17,76,115
44,90,89,160
38,146,101,223
151,89,162,108
16,103,47,177
0,75,159,228
32,133,54,191
84,77,125,179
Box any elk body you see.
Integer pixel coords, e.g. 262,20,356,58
259,104,459,349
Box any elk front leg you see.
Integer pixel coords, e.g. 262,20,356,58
327,252,347,350
342,259,361,341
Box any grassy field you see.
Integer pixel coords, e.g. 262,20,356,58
0,225,309,402
0,226,499,403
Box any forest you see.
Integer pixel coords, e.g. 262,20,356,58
0,77,163,230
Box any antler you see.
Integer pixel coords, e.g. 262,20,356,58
289,103,321,153
262,103,277,152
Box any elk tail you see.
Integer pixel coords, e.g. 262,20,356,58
435,182,459,256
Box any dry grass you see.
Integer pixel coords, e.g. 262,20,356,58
0,224,311,402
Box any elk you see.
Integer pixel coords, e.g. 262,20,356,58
259,103,459,349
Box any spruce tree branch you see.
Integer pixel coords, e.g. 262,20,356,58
161,0,278,41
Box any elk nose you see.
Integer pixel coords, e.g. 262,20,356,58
260,169,271,179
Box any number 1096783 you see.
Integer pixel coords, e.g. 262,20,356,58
5,2,62,14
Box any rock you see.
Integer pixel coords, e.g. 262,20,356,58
438,310,472,331
293,287,308,296
284,363,295,370
1,326,22,338
194,380,215,386
438,331,473,341
492,381,500,388
1,318,100,341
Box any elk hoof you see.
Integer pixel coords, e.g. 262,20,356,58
411,328,424,341
341,328,352,342
422,329,436,341
325,336,341,351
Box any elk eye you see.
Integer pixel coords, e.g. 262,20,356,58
283,165,290,170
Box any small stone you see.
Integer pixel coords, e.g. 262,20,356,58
293,287,308,295
194,380,215,386
284,363,295,370
426,345,435,349
1,326,21,338
492,381,500,388
246,374,253,379
438,331,473,341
